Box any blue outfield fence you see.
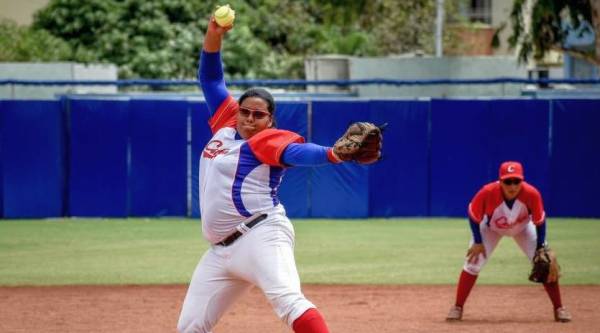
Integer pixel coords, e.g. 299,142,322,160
1,97,600,219
68,99,130,217
0,100,65,218
368,100,430,217
311,101,371,218
549,100,600,217
429,99,551,217
129,99,188,217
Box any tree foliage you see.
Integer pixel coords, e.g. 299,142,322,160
0,19,71,61
26,0,462,79
509,0,599,65
33,0,208,78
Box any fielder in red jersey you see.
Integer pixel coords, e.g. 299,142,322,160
446,161,572,323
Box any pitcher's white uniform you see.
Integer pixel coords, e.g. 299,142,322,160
177,95,316,333
464,180,545,275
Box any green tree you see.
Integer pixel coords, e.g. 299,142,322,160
509,0,600,65
32,0,120,62
0,19,71,61
104,0,207,78
30,0,462,79
33,0,210,78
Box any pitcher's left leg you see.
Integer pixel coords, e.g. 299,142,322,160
177,248,251,333
233,219,328,332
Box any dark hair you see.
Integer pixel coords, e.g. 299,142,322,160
238,87,276,127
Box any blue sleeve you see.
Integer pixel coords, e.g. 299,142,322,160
536,221,546,248
469,217,483,244
199,51,229,116
281,143,330,166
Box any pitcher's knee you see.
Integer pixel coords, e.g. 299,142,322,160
270,294,315,327
177,317,212,333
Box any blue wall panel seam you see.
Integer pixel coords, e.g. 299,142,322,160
426,101,433,217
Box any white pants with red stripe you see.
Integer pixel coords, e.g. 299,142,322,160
177,213,315,333
463,221,538,275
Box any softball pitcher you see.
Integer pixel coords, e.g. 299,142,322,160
176,15,382,333
446,161,572,323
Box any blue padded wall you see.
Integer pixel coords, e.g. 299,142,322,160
430,99,550,217
129,99,188,217
0,100,64,218
368,100,430,216
311,101,371,218
549,100,600,217
68,99,129,217
273,102,309,218
3,97,600,219
190,101,212,218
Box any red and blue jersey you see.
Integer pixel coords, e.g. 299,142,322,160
199,51,305,244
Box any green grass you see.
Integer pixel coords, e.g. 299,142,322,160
0,218,598,286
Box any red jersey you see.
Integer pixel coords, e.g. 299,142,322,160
468,181,545,236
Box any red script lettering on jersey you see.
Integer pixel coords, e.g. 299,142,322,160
493,212,529,229
493,216,511,229
203,140,229,159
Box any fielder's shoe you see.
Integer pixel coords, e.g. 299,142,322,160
554,307,572,322
446,305,463,321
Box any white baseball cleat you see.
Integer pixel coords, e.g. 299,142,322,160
446,305,463,321
554,307,572,322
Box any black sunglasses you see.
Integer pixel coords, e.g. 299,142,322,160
239,107,271,120
502,178,522,186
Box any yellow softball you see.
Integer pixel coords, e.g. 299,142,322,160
214,4,235,27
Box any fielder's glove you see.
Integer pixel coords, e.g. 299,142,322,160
332,122,384,164
529,244,560,283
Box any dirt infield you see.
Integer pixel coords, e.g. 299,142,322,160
0,284,597,333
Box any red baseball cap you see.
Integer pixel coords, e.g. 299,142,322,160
499,161,524,180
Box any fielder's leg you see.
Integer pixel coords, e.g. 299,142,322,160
513,223,571,322
448,223,502,321
177,247,252,333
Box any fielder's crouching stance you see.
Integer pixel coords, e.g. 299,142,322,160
446,161,572,323
177,16,383,333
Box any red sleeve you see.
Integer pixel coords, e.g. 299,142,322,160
246,128,305,167
523,183,546,225
208,95,238,134
326,148,342,163
468,186,488,223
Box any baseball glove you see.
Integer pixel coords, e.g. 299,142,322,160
332,122,384,164
529,245,560,283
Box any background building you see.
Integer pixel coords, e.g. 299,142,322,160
0,0,49,25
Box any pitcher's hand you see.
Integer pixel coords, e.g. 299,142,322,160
203,16,233,52
208,16,233,36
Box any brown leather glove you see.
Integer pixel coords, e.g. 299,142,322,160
332,122,384,164
529,245,560,283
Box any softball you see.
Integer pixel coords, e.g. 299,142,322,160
214,4,235,27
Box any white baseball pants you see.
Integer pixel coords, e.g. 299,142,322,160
463,221,538,275
177,214,315,333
